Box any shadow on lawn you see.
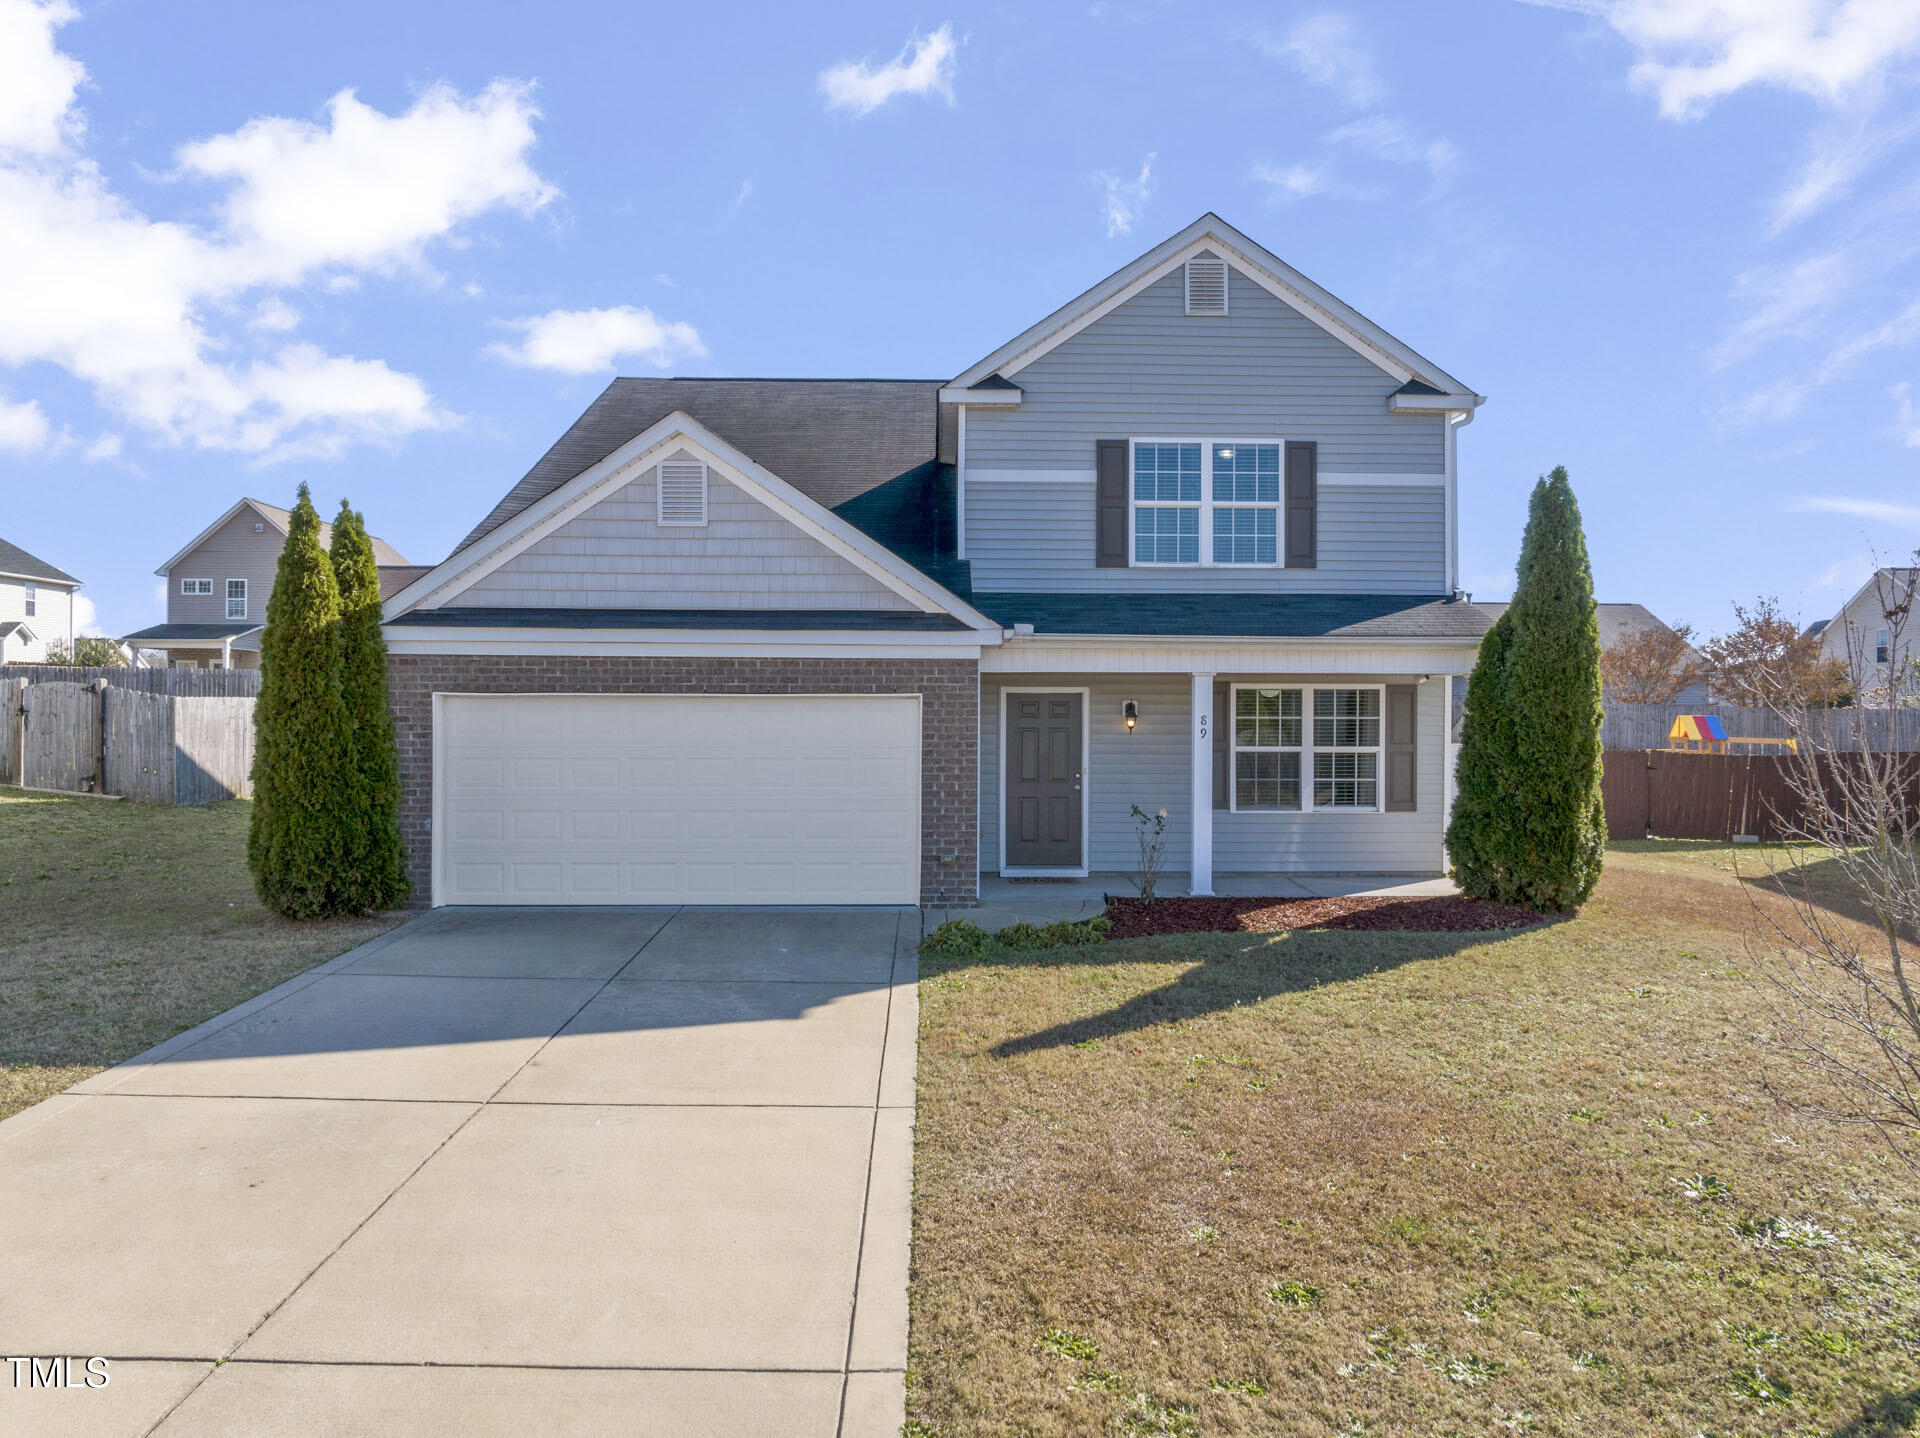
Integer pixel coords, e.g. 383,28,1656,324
1830,1386,1920,1437
1731,849,1906,937
970,922,1553,1057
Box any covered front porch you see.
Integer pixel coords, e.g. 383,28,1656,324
979,654,1471,898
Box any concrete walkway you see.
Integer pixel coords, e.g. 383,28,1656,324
0,907,918,1438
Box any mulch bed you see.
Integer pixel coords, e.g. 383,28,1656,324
1102,893,1547,939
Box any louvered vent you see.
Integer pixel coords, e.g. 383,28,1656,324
1185,255,1228,316
657,460,709,526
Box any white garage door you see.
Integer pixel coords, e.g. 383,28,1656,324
437,694,921,906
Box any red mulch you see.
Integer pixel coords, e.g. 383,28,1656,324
1102,893,1547,939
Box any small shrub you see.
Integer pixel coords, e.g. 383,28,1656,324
1269,1279,1321,1307
920,919,991,957
995,922,1048,949
1038,1328,1100,1362
1130,804,1169,902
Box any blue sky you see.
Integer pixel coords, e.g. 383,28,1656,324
3,0,1919,641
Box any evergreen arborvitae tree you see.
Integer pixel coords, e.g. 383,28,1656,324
1505,467,1606,910
248,484,350,919
330,501,410,912
1445,610,1520,900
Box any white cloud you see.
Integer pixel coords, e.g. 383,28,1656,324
1328,115,1460,180
0,1,556,457
1258,13,1382,108
726,178,753,217
1897,380,1920,443
1810,551,1876,590
0,0,83,157
1792,493,1920,526
486,305,706,375
1096,155,1155,237
0,393,50,451
1251,161,1332,201
819,25,957,116
251,297,300,332
71,592,99,635
1529,0,1920,120
82,431,120,461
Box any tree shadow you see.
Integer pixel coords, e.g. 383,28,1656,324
970,923,1554,1057
1829,1387,1920,1437
1731,848,1907,935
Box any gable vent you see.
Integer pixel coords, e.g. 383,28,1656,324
657,460,709,526
1185,256,1228,316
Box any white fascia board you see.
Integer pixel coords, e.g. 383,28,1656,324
153,498,285,577
383,626,986,660
1389,392,1485,413
383,411,1002,634
948,214,1476,396
937,387,1022,405
0,570,79,587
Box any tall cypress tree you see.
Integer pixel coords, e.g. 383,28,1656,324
1445,610,1520,900
248,485,349,919
330,501,410,912
1505,467,1606,910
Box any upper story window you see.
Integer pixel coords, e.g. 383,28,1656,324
1132,439,1282,567
181,578,213,596
1231,685,1382,813
226,579,247,619
1876,628,1892,664
657,459,709,526
23,582,35,616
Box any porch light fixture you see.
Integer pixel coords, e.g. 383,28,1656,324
1122,699,1139,733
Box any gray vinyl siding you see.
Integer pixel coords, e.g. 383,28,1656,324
963,260,1448,592
167,512,282,625
460,453,914,611
965,482,1445,593
980,672,1445,875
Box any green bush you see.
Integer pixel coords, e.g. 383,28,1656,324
1447,468,1605,912
329,502,409,912
920,919,992,957
920,915,1110,956
247,484,350,920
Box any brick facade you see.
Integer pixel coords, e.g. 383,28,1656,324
386,655,979,909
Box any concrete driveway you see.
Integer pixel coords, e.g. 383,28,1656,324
0,907,918,1438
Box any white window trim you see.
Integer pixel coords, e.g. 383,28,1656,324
226,578,247,620
1129,438,1285,568
656,458,710,527
181,578,213,596
1228,683,1386,815
24,582,36,617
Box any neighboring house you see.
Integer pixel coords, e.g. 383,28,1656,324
381,213,1489,909
0,537,80,665
1478,600,1711,706
124,498,413,668
1810,568,1920,703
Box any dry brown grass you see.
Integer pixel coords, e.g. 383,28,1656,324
908,843,1920,1437
0,790,397,1119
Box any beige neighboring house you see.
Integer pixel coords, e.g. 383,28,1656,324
1808,568,1920,703
1476,600,1712,705
124,498,419,669
0,537,81,664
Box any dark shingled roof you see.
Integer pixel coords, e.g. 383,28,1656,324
971,373,1022,390
388,607,972,632
976,593,1490,640
1395,379,1445,396
457,378,947,553
0,537,79,585
121,621,262,642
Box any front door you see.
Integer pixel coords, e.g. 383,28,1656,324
1004,692,1083,869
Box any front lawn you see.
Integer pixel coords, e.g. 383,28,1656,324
908,843,1920,1436
0,791,398,1120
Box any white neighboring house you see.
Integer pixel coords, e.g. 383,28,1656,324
0,537,80,664
1809,568,1920,705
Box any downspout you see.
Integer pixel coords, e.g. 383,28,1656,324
1444,407,1475,595
956,405,967,561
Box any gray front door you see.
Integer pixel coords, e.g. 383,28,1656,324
1004,692,1083,869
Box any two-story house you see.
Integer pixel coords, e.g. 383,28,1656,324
379,214,1490,908
0,537,81,664
1809,567,1919,704
125,498,418,668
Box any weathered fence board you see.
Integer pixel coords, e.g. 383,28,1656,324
0,665,261,697
104,688,175,805
22,682,100,792
174,696,254,804
1602,701,1920,751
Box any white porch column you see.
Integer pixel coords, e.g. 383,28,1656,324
1190,673,1215,896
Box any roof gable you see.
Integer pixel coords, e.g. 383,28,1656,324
949,214,1478,401
156,497,409,576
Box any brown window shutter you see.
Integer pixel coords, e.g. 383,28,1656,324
1385,683,1417,811
1213,679,1230,808
1096,440,1130,568
1284,440,1317,568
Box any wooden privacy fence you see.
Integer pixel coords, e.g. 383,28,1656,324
1602,701,1920,752
0,665,261,697
1602,750,1920,841
2,679,254,805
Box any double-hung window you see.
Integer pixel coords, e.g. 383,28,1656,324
226,579,247,620
1132,440,1281,566
1231,684,1383,812
23,582,35,617
1877,628,1892,665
